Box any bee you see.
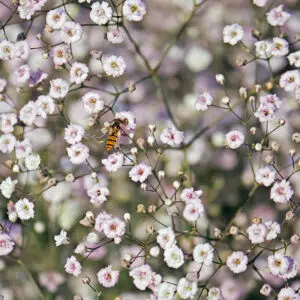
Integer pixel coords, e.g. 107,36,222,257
106,118,128,152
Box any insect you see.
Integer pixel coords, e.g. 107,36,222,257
106,118,129,152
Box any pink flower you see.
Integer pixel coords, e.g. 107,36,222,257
97,265,119,288
102,152,124,172
87,184,110,205
39,271,65,292
270,180,293,203
64,256,82,277
225,130,245,149
160,125,184,147
0,233,15,256
64,124,85,145
129,163,152,183
195,91,213,111
266,5,291,26
280,70,300,92
129,264,152,290
66,143,89,164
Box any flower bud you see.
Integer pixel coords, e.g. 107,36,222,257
149,246,160,257
221,96,230,105
289,149,296,157
128,82,136,93
148,124,156,132
130,147,138,155
250,127,256,135
124,213,131,222
65,173,75,182
255,143,262,152
12,164,20,173
146,224,155,234
286,210,294,221
165,199,172,206
291,234,299,244
158,170,165,179
239,87,247,99
141,183,147,191
82,277,91,284
137,138,146,149
123,253,131,262
8,212,17,223
148,205,156,214
278,119,285,126
215,74,225,85
34,221,45,233
147,136,154,147
292,132,300,143
271,141,280,152
91,172,97,179
260,284,272,296
229,226,239,236
173,181,180,190
255,84,261,93
87,232,99,244
214,227,222,239
137,204,146,213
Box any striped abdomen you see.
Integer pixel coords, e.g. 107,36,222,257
106,127,120,152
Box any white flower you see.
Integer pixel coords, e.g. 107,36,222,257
49,78,69,99
271,37,289,57
288,51,300,68
265,221,280,241
15,198,35,220
70,62,89,84
177,278,198,300
87,184,110,205
102,217,125,240
102,152,124,172
254,104,275,122
54,230,69,246
86,232,99,244
103,55,126,77
280,70,300,92
164,245,184,269
64,256,82,277
129,264,152,290
255,166,276,187
82,92,104,114
13,40,30,60
180,188,203,202
260,284,272,297
0,134,16,153
149,246,160,257
0,40,14,60
129,163,152,183
36,95,55,118
0,177,17,199
207,287,223,300
13,64,30,86
1,113,17,133
266,5,291,27
114,111,136,144
157,282,176,300
19,101,38,126
268,253,289,276
52,44,70,66
255,40,272,59
193,243,214,265
64,124,85,145
123,0,147,22
270,180,293,203
160,125,184,147
67,143,89,164
148,272,162,293
15,139,32,159
157,227,176,250
97,265,119,288
46,9,66,29
247,223,267,244
183,200,204,222
277,287,299,300
25,153,41,170
95,211,112,233
253,0,267,7
60,22,83,44
195,91,214,111
223,24,244,45
0,233,15,256
226,251,248,274
225,130,245,149
107,29,124,44
90,1,112,25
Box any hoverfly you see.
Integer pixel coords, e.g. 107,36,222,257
106,118,128,152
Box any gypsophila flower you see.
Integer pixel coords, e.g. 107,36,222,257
0,40,14,60
265,221,280,240
195,91,214,111
52,44,70,66
64,124,85,145
180,188,203,202
288,51,300,68
54,230,70,246
67,143,89,164
70,62,89,84
277,287,299,300
266,5,291,26
46,9,66,29
255,166,276,186
13,40,30,60
13,64,30,86
102,217,125,242
82,92,104,114
19,101,38,126
49,78,69,99
97,265,119,288
223,24,244,45
87,184,110,205
164,245,184,269
193,243,214,265
103,55,126,77
226,251,248,274
36,95,55,118
18,0,47,20
260,284,272,297
1,113,17,133
0,233,15,256
280,70,300,92
39,272,65,293
64,256,82,277
255,40,272,59
268,253,289,277
160,125,184,147
253,0,267,6
0,134,16,153
225,130,245,149
157,227,176,250
207,287,223,300
157,282,176,300
15,198,35,220
129,264,152,290
25,153,41,170
177,278,198,299
183,200,204,222
15,139,32,159
271,37,289,57
94,211,112,232
107,29,124,44
123,0,146,22
0,177,17,199
270,180,293,203
60,22,83,44
102,152,124,172
129,163,152,183
247,223,267,244
90,1,113,25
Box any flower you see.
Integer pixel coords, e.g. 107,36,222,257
207,287,223,300
82,92,104,114
97,265,119,288
266,5,291,26
49,78,69,99
15,139,32,159
225,130,245,149
0,233,15,256
253,0,267,7
103,55,126,77
183,200,204,222
260,284,272,297
54,230,70,246
0,134,16,153
255,40,272,59
13,40,30,60
129,264,152,290
46,9,67,29
226,251,248,273
280,70,300,92
0,177,18,199
29,69,48,87
123,0,147,22
67,143,89,164
70,62,89,84
223,24,244,45
102,152,124,172
177,278,198,299
255,166,276,186
195,91,214,111
64,256,82,277
271,37,289,57
39,271,65,293
0,40,14,60
156,227,176,250
87,184,110,205
25,153,41,170
129,163,152,183
52,44,70,66
265,221,280,240
180,188,203,202
247,223,267,244
15,198,35,220
19,101,38,126
95,211,112,232
193,243,214,265
13,64,31,86
64,124,85,145
60,21,83,44
277,287,299,300
164,245,184,269
90,1,113,25
36,95,55,118
160,125,184,147
270,180,293,203
288,51,300,68
102,217,125,241
1,113,17,133
157,282,176,300
107,29,124,44
268,253,289,277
